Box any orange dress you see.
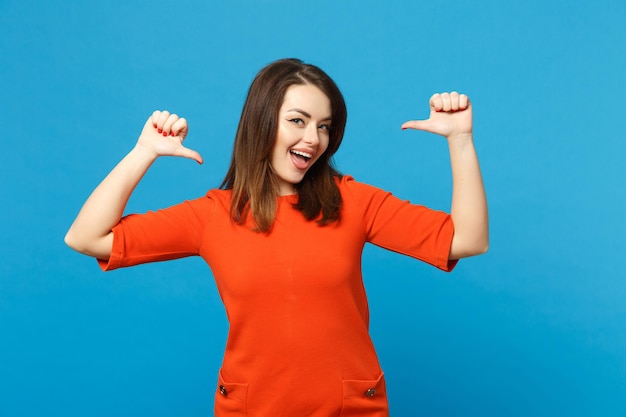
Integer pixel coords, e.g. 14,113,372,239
99,175,456,416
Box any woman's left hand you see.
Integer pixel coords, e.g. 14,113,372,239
401,92,472,140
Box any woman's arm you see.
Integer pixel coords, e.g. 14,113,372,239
401,92,488,260
64,111,202,259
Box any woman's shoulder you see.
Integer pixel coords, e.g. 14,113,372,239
169,188,231,215
335,174,356,188
201,188,233,211
205,188,232,200
335,174,385,197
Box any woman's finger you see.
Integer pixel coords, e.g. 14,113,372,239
401,119,434,132
459,93,470,110
440,92,451,112
450,91,460,111
176,145,203,164
155,110,170,132
162,113,179,136
151,110,162,127
430,93,443,111
171,117,188,138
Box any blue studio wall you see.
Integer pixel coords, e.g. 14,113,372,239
1,0,625,415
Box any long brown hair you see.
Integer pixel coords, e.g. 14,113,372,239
220,58,347,232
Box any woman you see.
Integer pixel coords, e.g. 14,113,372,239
65,58,488,416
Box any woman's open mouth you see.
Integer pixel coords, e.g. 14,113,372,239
290,149,313,169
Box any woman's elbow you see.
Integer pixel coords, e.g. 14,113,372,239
472,235,489,255
64,230,82,252
467,236,489,257
449,237,489,260
474,242,489,256
64,229,112,259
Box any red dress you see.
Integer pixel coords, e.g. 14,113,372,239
99,175,456,416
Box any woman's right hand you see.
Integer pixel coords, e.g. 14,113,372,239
136,110,203,164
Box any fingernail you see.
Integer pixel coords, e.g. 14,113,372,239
157,129,162,133
163,132,168,136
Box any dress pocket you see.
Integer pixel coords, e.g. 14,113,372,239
214,369,248,417
340,372,388,417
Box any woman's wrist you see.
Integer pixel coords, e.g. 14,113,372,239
131,142,160,164
447,131,473,143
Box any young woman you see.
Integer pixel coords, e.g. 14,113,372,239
65,58,488,416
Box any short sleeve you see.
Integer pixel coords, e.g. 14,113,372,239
341,176,457,272
98,195,215,271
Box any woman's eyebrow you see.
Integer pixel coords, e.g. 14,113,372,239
287,108,332,121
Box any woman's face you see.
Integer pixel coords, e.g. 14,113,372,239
271,84,332,196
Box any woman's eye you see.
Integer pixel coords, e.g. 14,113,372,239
290,118,304,125
319,124,331,131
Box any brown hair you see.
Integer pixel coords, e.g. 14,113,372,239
220,58,347,232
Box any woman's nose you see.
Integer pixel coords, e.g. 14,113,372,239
303,125,320,145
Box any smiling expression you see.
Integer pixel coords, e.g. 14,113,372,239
270,84,332,196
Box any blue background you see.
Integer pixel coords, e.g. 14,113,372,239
1,0,625,415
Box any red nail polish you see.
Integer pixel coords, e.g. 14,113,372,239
163,131,168,137
158,129,162,133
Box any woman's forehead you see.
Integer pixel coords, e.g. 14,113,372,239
280,84,331,118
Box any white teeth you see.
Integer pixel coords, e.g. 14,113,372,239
290,150,312,159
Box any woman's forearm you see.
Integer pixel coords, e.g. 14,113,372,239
64,145,158,259
447,133,489,259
